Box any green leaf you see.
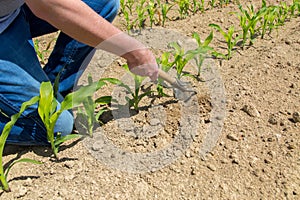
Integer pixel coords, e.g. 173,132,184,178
54,134,82,147
95,96,112,105
203,31,213,47
38,82,57,126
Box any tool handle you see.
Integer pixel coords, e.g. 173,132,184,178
158,69,177,85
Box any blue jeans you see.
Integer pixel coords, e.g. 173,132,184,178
0,0,119,145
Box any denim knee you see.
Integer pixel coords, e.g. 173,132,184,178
54,110,74,137
85,0,120,22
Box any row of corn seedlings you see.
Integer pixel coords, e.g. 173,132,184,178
210,0,300,59
119,0,236,31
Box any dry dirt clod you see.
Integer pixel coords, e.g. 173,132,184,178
268,114,278,125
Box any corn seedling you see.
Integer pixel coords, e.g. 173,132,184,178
169,41,195,79
290,0,300,17
277,2,290,25
192,0,205,14
156,52,174,97
209,0,216,8
209,24,240,60
76,75,120,137
123,9,136,32
147,0,157,28
160,2,174,27
260,2,278,39
137,4,147,30
219,0,231,7
236,4,266,46
125,0,135,14
0,96,42,192
177,0,190,19
38,78,117,159
186,32,214,76
122,64,152,111
290,1,298,17
119,0,126,14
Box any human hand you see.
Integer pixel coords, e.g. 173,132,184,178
123,48,159,81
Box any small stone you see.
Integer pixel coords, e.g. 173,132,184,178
185,150,192,158
241,104,260,117
191,166,197,175
207,164,217,171
232,159,239,164
285,39,292,45
227,134,239,141
292,112,300,123
64,160,75,169
287,144,296,150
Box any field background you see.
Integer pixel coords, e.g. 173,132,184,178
1,0,300,199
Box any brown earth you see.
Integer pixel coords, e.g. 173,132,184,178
1,0,300,199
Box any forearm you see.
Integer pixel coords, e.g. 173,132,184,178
24,0,159,80
25,0,121,47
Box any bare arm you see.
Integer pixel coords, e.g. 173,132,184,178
25,0,158,80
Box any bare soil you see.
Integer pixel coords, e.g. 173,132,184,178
1,0,299,199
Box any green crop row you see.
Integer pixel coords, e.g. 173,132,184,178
119,0,234,31
209,0,300,59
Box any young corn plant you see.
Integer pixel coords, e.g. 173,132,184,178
177,0,190,19
123,9,136,32
38,78,117,159
209,0,217,8
122,64,152,111
209,24,240,60
76,75,120,137
160,2,174,27
156,52,174,97
136,4,147,30
260,4,278,39
0,96,42,192
290,0,300,17
236,4,266,47
147,0,157,28
119,0,126,14
169,41,195,79
186,32,214,76
192,0,205,14
125,0,135,14
277,2,290,25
